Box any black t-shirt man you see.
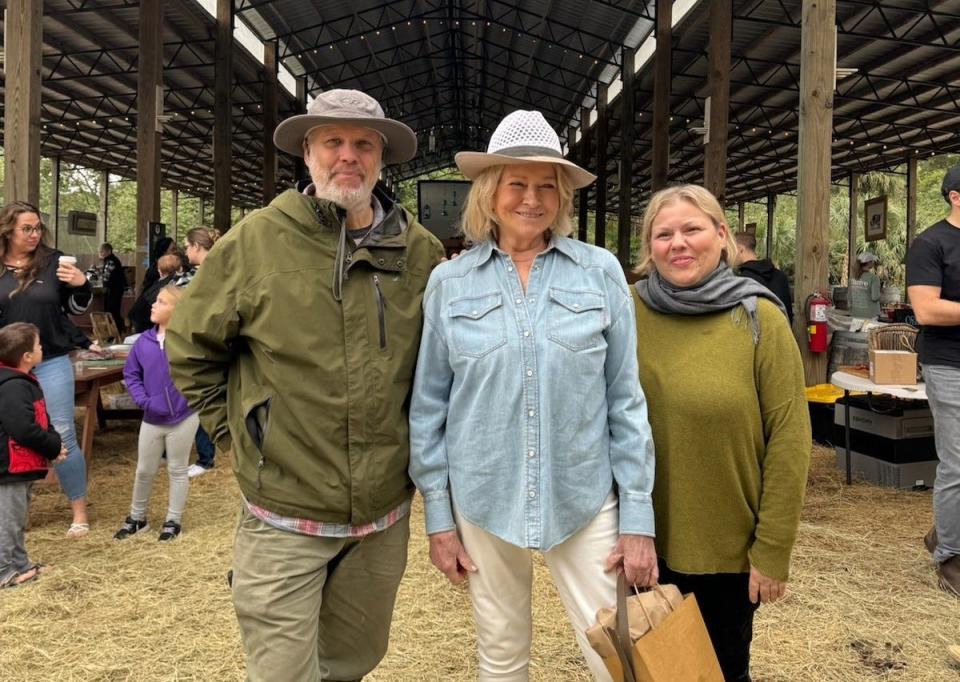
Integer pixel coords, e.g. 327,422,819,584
906,222,960,368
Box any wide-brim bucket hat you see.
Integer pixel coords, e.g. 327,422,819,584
273,88,417,164
455,110,596,189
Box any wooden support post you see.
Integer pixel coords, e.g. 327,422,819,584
847,171,859,286
795,0,837,386
568,124,579,235
136,0,163,290
200,196,207,225
51,158,62,248
578,107,592,242
214,0,234,233
766,193,776,259
906,156,918,248
99,169,110,244
3,0,43,207
651,0,671,190
737,201,745,231
171,189,179,242
294,77,308,184
263,41,279,205
704,0,732,203
618,46,636,266
595,84,608,249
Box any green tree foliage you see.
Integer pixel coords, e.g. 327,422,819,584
2,147,957,276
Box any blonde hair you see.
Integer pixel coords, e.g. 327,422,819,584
635,184,738,277
158,283,185,304
460,163,575,243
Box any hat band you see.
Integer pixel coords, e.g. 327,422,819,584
487,145,564,160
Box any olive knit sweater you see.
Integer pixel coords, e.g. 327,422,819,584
633,293,811,581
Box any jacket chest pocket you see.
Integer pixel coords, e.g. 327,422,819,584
547,288,606,351
448,292,507,358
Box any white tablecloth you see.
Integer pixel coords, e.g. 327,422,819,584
830,371,927,401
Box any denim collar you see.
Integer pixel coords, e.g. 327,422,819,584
471,233,580,268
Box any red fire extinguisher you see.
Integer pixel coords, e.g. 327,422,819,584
806,292,831,353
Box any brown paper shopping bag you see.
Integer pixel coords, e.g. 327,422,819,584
587,574,724,682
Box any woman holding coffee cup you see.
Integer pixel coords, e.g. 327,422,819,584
0,200,93,537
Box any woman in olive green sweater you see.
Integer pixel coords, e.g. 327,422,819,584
633,185,811,682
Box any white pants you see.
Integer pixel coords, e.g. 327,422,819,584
454,493,618,681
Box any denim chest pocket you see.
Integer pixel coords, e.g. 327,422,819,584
547,288,606,351
448,292,507,358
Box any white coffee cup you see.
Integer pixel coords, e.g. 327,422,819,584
58,255,78,267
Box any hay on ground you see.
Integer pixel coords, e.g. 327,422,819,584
1,422,958,681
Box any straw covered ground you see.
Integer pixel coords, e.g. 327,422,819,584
1,421,958,681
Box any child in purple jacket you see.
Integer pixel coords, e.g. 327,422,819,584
115,285,198,541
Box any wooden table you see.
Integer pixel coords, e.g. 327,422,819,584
73,364,141,465
830,370,927,485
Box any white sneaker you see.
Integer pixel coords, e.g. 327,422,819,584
187,464,210,478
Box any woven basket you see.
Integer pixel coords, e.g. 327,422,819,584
868,323,918,352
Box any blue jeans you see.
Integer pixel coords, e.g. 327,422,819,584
923,364,960,566
33,355,87,501
195,426,216,469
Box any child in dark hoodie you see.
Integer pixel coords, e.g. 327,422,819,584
115,285,198,541
0,322,67,588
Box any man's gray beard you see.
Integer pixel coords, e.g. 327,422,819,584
311,176,374,213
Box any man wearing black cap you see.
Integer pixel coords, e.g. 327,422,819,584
906,164,960,597
165,89,444,681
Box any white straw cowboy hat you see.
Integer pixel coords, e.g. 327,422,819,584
273,89,417,164
455,110,596,189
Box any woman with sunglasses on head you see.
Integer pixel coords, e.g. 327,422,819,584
0,201,93,538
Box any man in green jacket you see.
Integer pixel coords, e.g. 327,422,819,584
166,90,443,682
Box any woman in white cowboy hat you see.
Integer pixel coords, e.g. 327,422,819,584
409,110,657,681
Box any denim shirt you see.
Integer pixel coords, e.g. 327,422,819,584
409,235,656,550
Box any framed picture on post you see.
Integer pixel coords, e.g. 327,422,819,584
68,211,98,236
864,195,887,242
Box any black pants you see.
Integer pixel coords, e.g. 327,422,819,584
658,561,759,682
105,291,125,336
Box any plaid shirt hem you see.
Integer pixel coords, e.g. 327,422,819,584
243,496,411,538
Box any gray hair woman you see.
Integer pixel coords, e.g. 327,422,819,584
409,110,657,681
633,184,811,682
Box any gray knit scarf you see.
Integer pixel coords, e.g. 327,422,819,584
634,263,788,344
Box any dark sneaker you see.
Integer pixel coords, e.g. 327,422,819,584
937,556,960,598
925,526,938,554
158,520,182,542
114,516,149,540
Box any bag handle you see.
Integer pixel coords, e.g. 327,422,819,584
614,573,639,682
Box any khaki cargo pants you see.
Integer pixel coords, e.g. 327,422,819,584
232,506,410,682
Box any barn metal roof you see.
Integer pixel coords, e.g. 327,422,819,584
237,0,960,211
1,0,301,207
2,1,958,212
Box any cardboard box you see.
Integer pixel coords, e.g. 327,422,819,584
868,349,917,385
